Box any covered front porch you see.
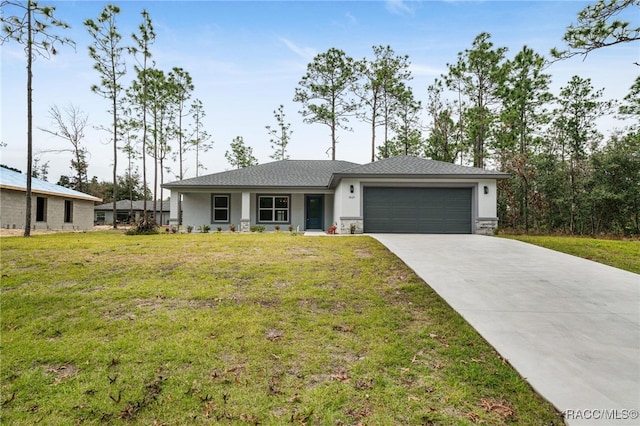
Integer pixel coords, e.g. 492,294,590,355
168,189,334,232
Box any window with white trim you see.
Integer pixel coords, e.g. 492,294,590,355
212,195,230,222
258,195,289,223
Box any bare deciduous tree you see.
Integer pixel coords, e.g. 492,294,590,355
40,104,89,192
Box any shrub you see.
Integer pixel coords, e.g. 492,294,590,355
125,218,159,235
186,225,193,233
229,223,236,232
251,225,266,233
274,225,280,232
198,224,211,233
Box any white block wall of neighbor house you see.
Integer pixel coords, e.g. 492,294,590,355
0,189,25,229
0,189,95,231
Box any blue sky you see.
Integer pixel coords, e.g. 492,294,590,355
1,0,638,189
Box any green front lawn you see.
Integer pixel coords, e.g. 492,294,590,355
1,232,561,425
500,235,640,274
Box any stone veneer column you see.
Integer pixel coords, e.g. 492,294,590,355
475,218,499,235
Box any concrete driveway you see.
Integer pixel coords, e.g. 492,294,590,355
372,234,639,426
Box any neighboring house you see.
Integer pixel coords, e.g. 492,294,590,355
94,200,171,225
0,167,102,231
163,156,509,234
163,155,510,234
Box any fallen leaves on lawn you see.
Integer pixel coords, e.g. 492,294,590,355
354,378,373,391
466,411,485,423
481,398,515,419
330,369,350,382
45,364,79,384
265,328,284,341
332,324,355,333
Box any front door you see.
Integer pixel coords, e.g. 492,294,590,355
305,195,324,230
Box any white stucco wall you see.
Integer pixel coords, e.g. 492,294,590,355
333,177,500,234
476,179,497,218
181,192,213,229
178,190,334,232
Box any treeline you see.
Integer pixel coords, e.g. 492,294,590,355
289,0,639,235
291,34,638,236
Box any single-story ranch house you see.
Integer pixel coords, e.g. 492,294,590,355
163,155,509,234
0,167,102,231
94,199,171,225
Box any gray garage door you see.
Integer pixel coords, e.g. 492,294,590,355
363,187,472,234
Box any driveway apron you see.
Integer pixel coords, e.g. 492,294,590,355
372,234,639,426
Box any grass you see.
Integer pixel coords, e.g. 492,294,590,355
1,232,562,425
500,234,640,274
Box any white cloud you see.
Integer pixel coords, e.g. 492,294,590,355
385,0,415,16
409,63,446,77
345,12,358,25
279,38,317,61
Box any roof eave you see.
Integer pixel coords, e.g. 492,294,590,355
0,184,103,202
161,184,331,191
330,172,510,185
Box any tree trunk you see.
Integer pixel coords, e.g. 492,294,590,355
331,121,336,160
112,103,118,229
24,4,33,237
178,110,183,225
111,61,118,229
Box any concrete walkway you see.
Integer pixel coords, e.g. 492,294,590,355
372,234,639,426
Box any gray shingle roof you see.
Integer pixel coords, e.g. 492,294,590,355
94,200,170,211
0,167,102,202
163,160,361,189
330,155,510,186
162,156,509,190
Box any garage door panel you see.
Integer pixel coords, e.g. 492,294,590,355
363,187,472,234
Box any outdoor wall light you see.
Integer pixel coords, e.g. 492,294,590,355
350,185,355,194
484,186,489,194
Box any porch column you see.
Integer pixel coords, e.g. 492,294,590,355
240,191,250,232
168,190,180,227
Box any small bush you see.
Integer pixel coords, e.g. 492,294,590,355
251,225,266,233
229,223,236,232
125,218,159,235
216,227,222,233
198,225,211,233
274,225,280,232
186,225,193,233
288,225,294,232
